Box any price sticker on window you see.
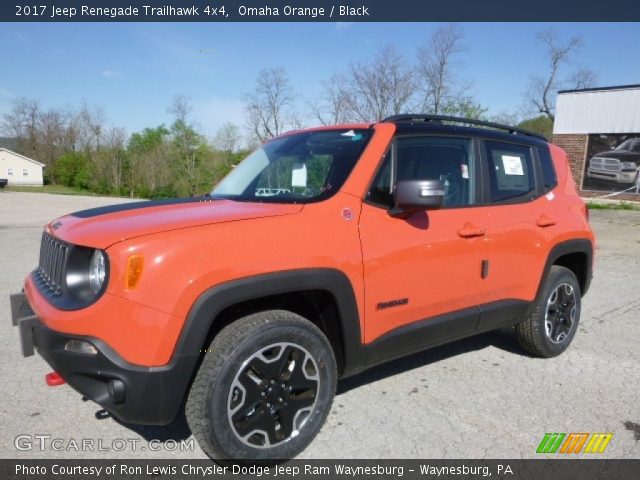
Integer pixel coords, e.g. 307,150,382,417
502,155,524,175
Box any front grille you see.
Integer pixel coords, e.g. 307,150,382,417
36,232,69,296
603,158,621,171
592,157,621,172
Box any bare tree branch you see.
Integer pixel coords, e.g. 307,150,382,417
341,44,415,122
525,29,597,120
245,67,296,142
213,122,242,153
416,24,466,114
569,67,598,90
309,74,352,125
168,95,193,125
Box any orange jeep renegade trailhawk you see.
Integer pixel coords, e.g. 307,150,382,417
11,115,595,462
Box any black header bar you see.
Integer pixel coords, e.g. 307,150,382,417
3,0,640,22
4,459,640,480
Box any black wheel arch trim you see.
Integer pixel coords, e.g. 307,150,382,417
538,238,594,299
178,268,366,378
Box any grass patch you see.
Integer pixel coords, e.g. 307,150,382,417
587,201,640,211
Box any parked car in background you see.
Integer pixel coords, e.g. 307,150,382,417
587,138,640,185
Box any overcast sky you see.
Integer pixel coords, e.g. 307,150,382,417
1,22,639,137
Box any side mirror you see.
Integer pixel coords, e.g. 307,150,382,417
390,179,445,218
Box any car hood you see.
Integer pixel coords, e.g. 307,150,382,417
47,197,303,249
593,150,640,162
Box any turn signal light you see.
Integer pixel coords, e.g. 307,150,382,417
125,254,144,290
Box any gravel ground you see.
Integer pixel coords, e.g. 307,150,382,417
0,191,638,459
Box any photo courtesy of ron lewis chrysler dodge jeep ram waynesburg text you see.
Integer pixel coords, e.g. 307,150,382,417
10,115,595,463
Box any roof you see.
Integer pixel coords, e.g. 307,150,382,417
391,122,548,147
554,87,640,134
383,114,548,145
284,115,550,145
558,84,640,94
0,148,45,167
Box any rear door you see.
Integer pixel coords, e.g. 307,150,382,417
479,139,557,329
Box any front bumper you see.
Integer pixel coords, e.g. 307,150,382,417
10,292,188,425
587,168,638,184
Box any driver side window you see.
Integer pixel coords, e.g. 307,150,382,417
367,136,475,208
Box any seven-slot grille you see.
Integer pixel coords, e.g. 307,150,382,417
36,231,69,296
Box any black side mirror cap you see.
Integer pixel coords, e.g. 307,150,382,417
389,179,445,218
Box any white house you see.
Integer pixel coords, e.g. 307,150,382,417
0,148,45,186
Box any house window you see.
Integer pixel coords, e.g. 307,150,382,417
22,168,29,176
7,168,13,176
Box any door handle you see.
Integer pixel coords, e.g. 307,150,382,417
536,215,557,227
457,223,486,238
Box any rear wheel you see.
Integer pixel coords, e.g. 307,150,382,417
185,310,336,463
516,266,581,357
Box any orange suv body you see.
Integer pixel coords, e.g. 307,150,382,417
11,116,594,460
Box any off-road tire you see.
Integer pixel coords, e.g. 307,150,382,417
516,265,581,357
185,310,337,464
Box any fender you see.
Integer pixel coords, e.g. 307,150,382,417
536,238,594,299
177,268,366,378
14,269,365,425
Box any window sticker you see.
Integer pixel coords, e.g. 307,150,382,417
341,129,362,141
461,164,469,179
291,163,307,187
502,155,524,176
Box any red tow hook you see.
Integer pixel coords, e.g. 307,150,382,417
45,372,66,387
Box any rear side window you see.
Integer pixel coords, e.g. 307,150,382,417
537,147,557,192
485,141,535,203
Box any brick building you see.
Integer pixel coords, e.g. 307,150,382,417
552,84,640,199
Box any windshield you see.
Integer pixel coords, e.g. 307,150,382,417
615,139,636,151
211,129,372,203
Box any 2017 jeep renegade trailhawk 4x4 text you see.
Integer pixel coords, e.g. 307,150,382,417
10,115,595,462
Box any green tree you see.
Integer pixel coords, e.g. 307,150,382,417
168,96,209,196
53,152,90,189
518,115,554,139
441,97,488,119
128,125,170,197
170,118,206,196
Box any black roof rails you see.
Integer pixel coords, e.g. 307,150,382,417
382,114,547,141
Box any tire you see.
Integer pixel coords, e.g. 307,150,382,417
185,310,337,464
516,266,581,358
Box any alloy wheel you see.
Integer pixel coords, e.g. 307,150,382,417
544,283,577,344
226,342,319,448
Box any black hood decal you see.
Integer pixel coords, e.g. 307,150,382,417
71,196,210,219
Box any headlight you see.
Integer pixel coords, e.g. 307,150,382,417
65,247,109,306
622,162,638,170
89,250,107,294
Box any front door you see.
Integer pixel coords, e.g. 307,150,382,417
359,135,489,357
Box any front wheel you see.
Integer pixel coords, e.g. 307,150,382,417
516,266,582,357
185,310,337,463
